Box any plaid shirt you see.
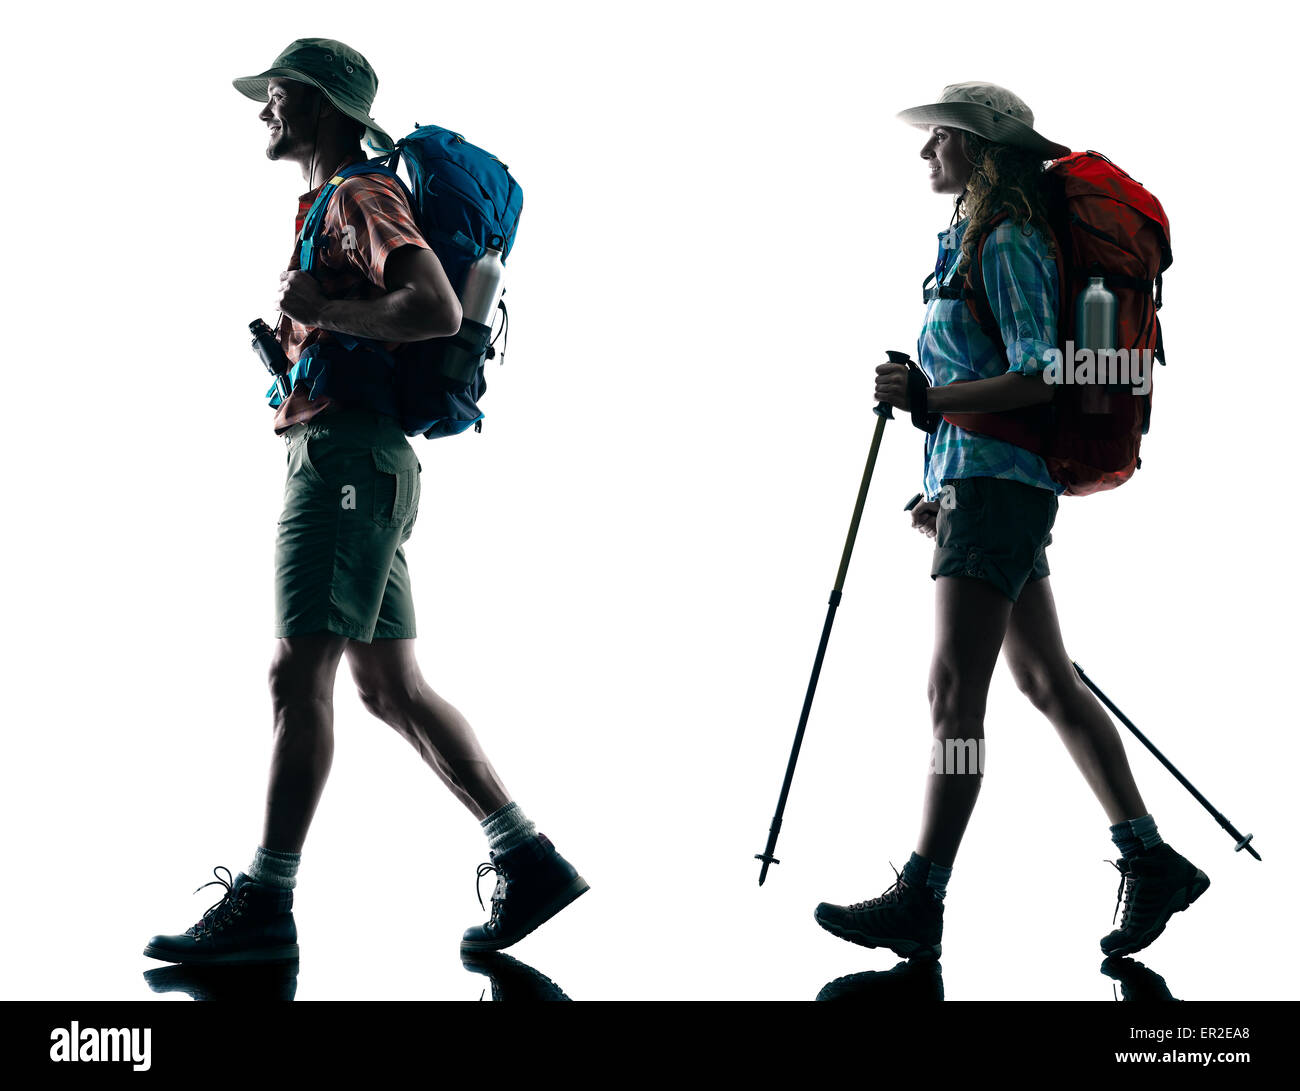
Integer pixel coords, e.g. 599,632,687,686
271,161,430,434
916,217,1063,501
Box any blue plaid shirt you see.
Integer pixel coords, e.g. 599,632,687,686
917,217,1064,501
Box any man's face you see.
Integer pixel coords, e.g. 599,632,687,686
258,77,321,164
920,126,973,195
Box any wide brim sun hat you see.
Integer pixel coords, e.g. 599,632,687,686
897,81,1071,160
233,37,395,153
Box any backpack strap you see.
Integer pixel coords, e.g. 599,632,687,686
921,272,968,304
938,211,1065,439
296,161,414,356
965,212,1067,376
297,161,409,275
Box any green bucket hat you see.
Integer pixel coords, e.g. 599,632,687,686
233,37,395,153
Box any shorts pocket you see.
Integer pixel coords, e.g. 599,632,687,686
371,446,420,529
285,433,326,488
947,478,990,519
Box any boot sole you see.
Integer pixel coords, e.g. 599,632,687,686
813,909,941,959
142,942,300,966
459,875,590,954
1101,868,1210,957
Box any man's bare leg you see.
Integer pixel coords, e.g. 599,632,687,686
143,631,348,964
344,636,587,952
344,637,510,819
262,631,351,852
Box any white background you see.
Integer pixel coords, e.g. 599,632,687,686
2,0,1295,1002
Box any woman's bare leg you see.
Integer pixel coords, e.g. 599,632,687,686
916,575,1015,867
1001,577,1146,824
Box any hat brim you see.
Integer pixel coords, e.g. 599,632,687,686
233,66,395,153
897,102,1070,161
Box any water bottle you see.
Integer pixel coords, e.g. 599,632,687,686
439,246,505,385
1075,276,1116,414
461,246,506,327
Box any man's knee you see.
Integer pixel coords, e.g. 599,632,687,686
351,660,424,726
347,640,425,725
355,677,401,723
269,634,344,707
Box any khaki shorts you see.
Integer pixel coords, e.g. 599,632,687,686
931,476,1058,603
274,408,422,642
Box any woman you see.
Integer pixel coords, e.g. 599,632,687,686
814,83,1208,960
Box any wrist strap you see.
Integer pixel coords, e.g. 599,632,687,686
908,365,941,433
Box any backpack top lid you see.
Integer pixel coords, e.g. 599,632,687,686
385,124,523,263
1048,151,1172,272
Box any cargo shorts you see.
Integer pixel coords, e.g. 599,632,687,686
931,476,1058,603
274,408,422,642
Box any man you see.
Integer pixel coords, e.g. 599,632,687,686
145,39,586,965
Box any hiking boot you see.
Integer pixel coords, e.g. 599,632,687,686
143,867,298,965
1100,843,1209,958
814,864,944,958
460,834,589,954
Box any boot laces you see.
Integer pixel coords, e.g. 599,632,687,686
475,861,509,923
190,866,245,935
847,863,909,911
1107,858,1137,928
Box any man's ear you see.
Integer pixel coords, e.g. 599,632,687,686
316,91,340,119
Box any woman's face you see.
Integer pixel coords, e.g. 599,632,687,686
921,126,973,195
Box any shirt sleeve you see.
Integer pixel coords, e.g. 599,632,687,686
322,174,430,289
979,219,1058,376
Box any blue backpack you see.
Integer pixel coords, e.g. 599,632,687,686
291,124,523,438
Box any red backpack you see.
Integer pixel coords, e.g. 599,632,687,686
926,151,1172,496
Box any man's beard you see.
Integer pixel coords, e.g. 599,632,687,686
265,128,290,161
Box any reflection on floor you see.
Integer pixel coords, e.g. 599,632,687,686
1100,956,1179,1001
142,951,574,1002
816,958,944,1002
143,960,299,1002
139,949,1189,1002
462,953,572,1001
813,954,1182,1002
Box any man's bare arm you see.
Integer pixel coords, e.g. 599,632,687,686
278,244,462,342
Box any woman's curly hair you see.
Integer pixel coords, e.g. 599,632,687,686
952,130,1055,271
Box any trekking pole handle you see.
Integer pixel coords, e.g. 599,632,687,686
875,350,914,419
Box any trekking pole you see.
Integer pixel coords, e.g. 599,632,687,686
756,350,913,885
1071,661,1261,860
